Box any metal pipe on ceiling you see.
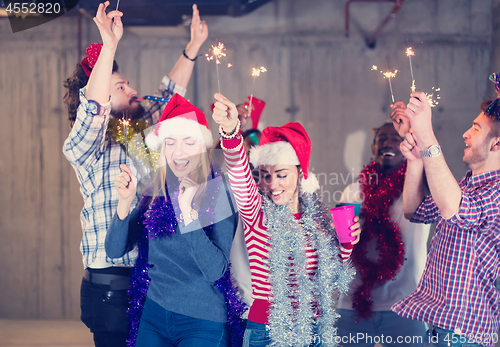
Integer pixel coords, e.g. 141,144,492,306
345,0,405,47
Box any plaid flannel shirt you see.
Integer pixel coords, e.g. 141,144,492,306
63,76,185,269
392,170,500,347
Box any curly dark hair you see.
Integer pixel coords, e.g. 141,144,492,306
63,61,119,127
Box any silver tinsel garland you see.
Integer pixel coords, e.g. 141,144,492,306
264,192,355,347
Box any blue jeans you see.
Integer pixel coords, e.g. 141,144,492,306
135,297,228,347
336,309,426,346
80,277,129,347
424,327,485,347
243,320,323,347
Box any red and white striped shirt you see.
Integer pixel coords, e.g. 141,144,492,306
223,137,351,323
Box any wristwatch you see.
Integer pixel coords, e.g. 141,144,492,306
180,209,198,221
420,145,442,158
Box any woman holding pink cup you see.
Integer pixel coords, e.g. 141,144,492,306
212,93,361,347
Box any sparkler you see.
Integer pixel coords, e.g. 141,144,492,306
372,66,398,102
248,66,267,118
205,42,227,93
112,0,121,30
426,87,441,108
120,114,131,163
382,69,398,103
406,47,416,92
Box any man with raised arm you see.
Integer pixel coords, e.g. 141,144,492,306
391,87,500,347
62,2,208,346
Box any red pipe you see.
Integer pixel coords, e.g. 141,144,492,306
345,0,403,39
366,0,405,47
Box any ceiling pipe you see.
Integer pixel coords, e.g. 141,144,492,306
345,0,405,48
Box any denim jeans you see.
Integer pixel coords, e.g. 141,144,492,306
243,320,323,347
336,309,426,347
80,277,129,347
424,327,487,347
135,297,228,347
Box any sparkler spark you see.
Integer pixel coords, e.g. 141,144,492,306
406,47,415,57
426,87,441,108
119,118,131,128
382,70,398,79
251,66,267,77
205,42,226,65
371,65,378,71
227,63,232,68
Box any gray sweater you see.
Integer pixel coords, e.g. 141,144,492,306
106,177,238,323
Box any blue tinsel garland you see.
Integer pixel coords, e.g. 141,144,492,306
126,170,246,347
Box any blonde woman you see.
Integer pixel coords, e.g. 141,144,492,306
106,94,242,347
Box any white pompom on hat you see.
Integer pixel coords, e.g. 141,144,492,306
145,93,213,150
249,122,320,193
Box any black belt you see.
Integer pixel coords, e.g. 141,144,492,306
83,269,130,291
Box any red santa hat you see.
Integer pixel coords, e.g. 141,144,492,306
249,122,319,193
145,94,213,150
80,43,103,78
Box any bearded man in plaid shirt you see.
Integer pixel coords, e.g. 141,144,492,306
390,83,500,347
62,2,208,346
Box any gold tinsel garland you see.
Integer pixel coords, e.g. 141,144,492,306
107,119,160,171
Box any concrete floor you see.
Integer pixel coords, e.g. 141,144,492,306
0,320,94,347
0,320,497,347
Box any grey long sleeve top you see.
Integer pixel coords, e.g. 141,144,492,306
106,176,238,323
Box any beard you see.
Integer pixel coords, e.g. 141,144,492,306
110,98,145,120
463,142,490,168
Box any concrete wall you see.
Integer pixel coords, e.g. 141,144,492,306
0,0,493,318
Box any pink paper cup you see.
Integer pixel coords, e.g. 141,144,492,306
330,206,355,243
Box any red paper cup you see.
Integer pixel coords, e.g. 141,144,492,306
330,206,355,243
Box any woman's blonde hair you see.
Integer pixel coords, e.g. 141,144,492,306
151,140,212,211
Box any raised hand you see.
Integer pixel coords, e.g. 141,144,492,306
212,93,239,133
178,177,199,216
400,131,422,162
93,1,123,51
115,164,137,202
390,101,410,138
405,92,435,148
189,4,208,49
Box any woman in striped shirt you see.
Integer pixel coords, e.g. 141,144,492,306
212,93,361,347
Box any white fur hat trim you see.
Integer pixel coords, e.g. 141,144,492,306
249,141,300,168
300,173,320,193
250,141,319,193
145,117,214,150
